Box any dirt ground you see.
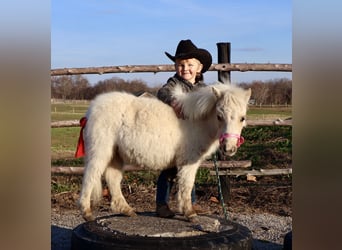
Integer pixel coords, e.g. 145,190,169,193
51,175,292,217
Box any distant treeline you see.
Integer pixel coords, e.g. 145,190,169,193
51,75,291,105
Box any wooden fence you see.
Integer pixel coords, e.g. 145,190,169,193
51,42,292,199
51,117,292,128
51,63,291,76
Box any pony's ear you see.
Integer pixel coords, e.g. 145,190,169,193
245,88,252,102
211,86,222,100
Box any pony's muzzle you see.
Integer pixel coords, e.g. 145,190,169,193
221,144,237,156
219,133,244,156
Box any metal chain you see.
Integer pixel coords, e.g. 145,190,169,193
213,152,229,221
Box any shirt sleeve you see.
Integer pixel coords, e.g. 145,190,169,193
157,78,177,105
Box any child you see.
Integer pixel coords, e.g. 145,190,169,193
156,39,212,218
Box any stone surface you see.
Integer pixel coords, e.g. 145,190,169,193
96,213,229,237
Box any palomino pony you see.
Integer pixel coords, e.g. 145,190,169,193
78,83,251,221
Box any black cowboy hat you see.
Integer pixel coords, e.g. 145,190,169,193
165,39,212,73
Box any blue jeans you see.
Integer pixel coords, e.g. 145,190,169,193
156,167,196,205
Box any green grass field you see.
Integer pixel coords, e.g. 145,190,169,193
51,102,89,121
247,106,291,120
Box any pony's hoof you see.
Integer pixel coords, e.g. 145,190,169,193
188,215,199,224
186,212,198,222
127,211,137,217
123,209,137,217
82,210,95,221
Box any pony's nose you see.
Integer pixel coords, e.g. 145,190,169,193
222,145,237,156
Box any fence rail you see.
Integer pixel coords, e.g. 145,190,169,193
51,160,253,175
51,118,292,128
51,63,292,76
210,168,292,177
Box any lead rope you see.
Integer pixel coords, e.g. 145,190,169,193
213,152,229,221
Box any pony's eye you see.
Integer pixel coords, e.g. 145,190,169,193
217,114,223,122
240,117,245,122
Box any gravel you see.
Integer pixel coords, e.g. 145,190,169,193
51,208,291,250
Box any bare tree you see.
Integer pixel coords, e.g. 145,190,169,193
51,75,90,100
251,81,269,105
238,78,292,105
51,76,73,100
265,78,292,105
72,75,90,100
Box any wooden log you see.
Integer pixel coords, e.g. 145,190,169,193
51,119,292,128
212,63,292,72
51,63,292,76
51,161,252,175
209,168,292,176
200,160,251,169
51,166,84,175
51,120,80,128
247,119,292,126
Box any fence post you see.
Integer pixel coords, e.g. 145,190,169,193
216,42,231,203
216,42,231,84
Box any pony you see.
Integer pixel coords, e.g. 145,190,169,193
78,83,251,221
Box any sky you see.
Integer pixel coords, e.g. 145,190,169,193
51,0,292,86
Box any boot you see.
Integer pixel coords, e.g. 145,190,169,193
156,203,175,218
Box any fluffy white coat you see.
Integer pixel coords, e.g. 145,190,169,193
79,83,251,221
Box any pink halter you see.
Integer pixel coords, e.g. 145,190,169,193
219,133,245,148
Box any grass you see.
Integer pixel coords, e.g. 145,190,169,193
51,127,80,152
226,125,292,169
51,103,89,122
51,103,89,113
247,106,291,120
51,175,83,194
52,113,85,122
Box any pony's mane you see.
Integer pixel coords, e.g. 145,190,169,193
171,82,246,121
172,82,246,120
170,84,213,120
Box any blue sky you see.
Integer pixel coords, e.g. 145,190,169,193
51,0,292,86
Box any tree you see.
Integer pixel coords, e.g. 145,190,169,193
251,81,269,105
51,76,73,100
72,75,90,100
238,78,292,105
51,75,90,100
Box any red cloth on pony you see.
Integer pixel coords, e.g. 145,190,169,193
74,117,87,158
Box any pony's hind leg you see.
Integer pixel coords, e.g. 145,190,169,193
79,137,115,221
79,156,109,221
104,164,136,217
176,163,200,221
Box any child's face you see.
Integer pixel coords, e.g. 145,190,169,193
175,58,203,84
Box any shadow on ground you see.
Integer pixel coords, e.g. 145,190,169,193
51,225,72,250
252,240,283,250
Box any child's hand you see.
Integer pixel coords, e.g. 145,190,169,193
170,99,185,119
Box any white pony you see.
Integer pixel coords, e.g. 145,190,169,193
78,83,251,221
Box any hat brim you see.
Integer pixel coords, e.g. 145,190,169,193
165,49,212,73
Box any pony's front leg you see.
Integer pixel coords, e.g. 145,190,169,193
176,164,200,221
